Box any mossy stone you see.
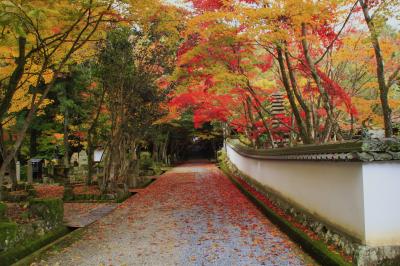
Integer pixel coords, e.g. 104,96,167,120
140,159,154,171
6,191,28,202
0,222,18,251
382,138,400,152
0,202,6,219
63,186,74,201
0,226,69,266
27,189,37,198
152,165,163,175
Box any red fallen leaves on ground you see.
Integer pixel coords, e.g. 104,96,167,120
73,185,101,195
34,184,101,199
36,162,318,265
34,184,64,198
228,171,353,263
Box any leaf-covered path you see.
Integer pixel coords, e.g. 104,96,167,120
35,161,317,266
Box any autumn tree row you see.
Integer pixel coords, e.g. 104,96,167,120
0,0,183,197
170,0,400,147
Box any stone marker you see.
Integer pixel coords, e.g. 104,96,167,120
27,159,33,184
43,161,49,184
78,150,88,166
70,152,79,166
16,161,20,183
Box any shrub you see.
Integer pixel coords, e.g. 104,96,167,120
27,189,37,198
63,186,74,201
140,158,153,171
0,202,6,219
139,151,151,160
29,198,63,226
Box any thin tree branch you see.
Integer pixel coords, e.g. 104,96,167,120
315,0,358,65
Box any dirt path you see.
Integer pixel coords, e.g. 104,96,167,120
33,161,317,266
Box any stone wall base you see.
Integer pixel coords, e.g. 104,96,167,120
355,245,400,266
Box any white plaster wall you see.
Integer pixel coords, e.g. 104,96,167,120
227,145,366,242
362,162,400,246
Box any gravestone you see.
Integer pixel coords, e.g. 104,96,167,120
27,159,33,184
28,159,43,183
78,150,88,166
16,161,20,183
69,150,89,183
42,160,49,184
70,152,79,167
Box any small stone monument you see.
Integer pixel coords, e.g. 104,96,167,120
78,150,88,166
42,160,49,183
271,92,289,146
69,150,88,183
16,161,21,183
27,159,43,183
70,152,79,167
27,159,33,184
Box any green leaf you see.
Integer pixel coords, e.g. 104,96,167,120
0,12,13,25
13,23,26,37
0,1,16,9
28,8,44,19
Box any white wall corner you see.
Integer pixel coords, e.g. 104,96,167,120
362,161,400,246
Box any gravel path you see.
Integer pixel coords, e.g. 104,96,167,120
33,161,317,266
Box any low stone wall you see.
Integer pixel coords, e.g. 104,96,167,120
225,139,400,265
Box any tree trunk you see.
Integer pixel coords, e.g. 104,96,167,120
284,47,314,142
244,83,276,147
0,80,52,199
87,138,94,185
30,128,38,157
358,0,392,137
9,158,17,190
152,143,159,162
63,107,69,168
277,45,310,144
0,37,26,122
301,23,337,142
87,87,105,185
161,133,169,165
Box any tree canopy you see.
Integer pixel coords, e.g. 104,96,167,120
0,0,399,195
